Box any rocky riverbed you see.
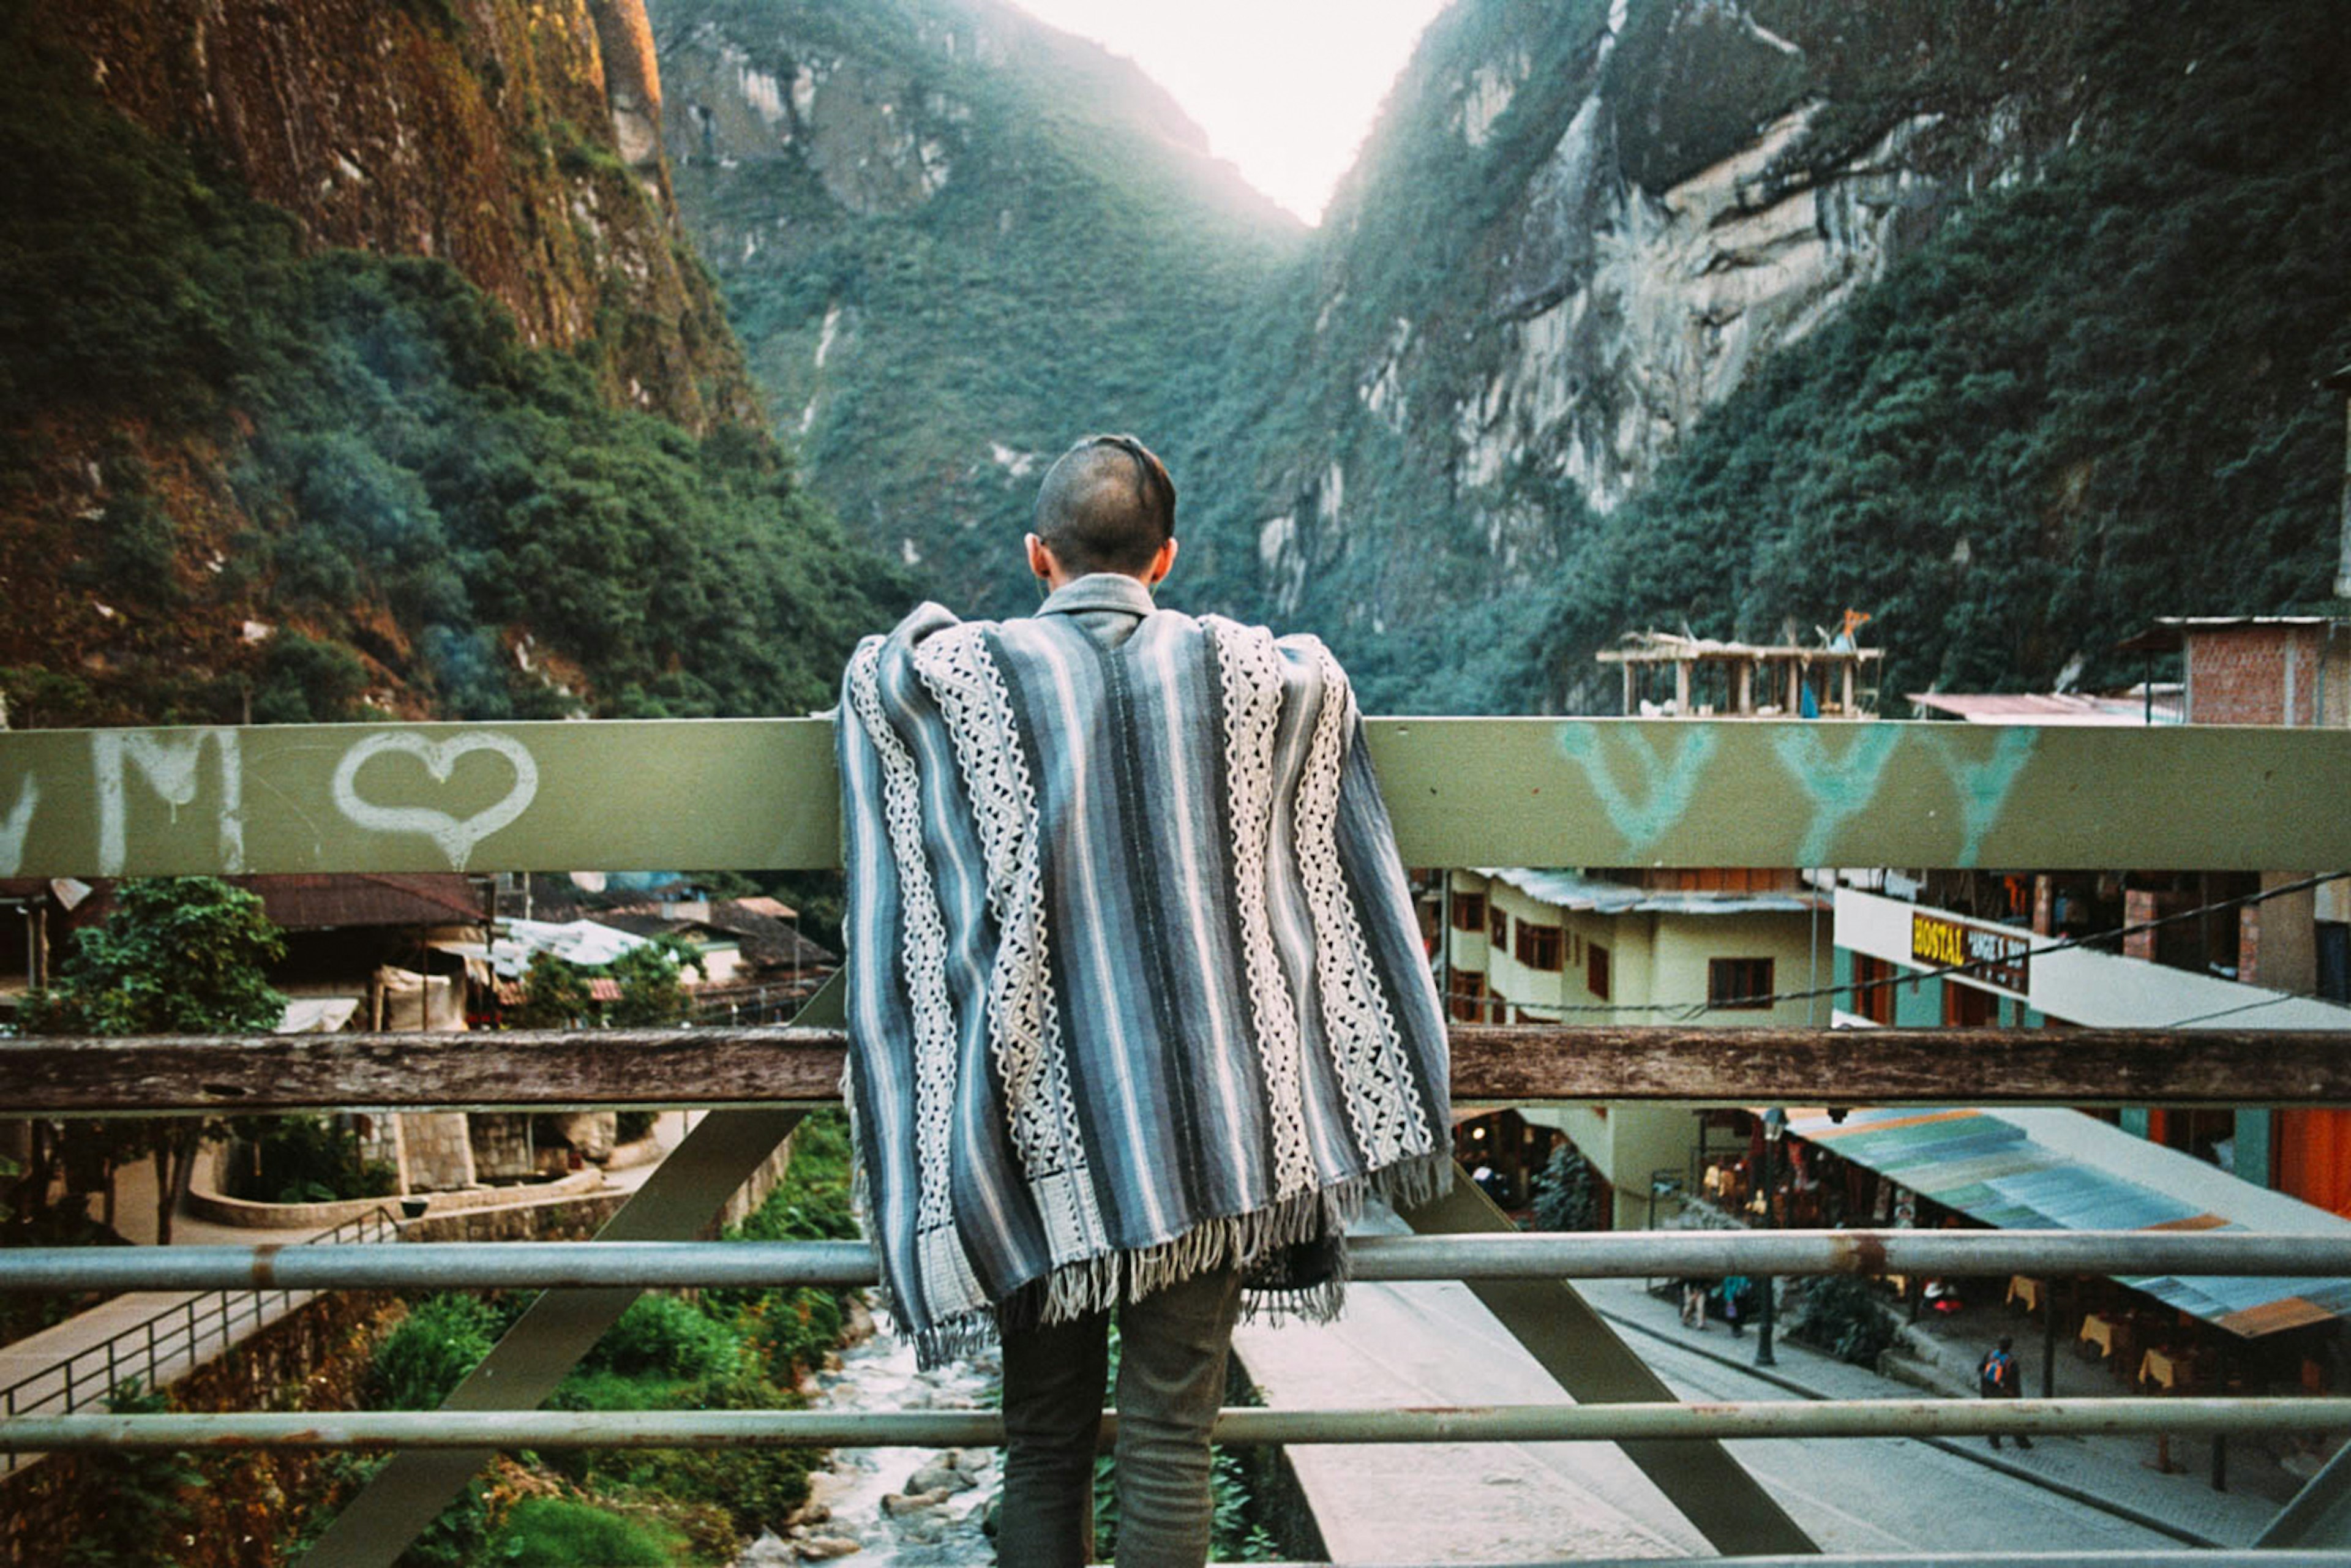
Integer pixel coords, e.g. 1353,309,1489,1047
733,1299,1003,1566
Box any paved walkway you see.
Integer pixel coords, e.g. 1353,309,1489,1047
1229,1209,2321,1558
1578,1274,2294,1547
0,1112,695,1476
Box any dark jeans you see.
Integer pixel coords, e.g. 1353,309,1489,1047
997,1265,1243,1568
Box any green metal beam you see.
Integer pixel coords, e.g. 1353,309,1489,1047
1404,1176,1818,1558
1,718,2345,877
296,975,843,1568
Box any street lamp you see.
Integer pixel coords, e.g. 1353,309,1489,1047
1755,1106,1787,1368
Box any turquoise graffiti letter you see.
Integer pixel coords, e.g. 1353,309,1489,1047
1559,726,1720,857
1773,726,1903,865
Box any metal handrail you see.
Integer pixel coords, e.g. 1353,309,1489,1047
4,1229,2350,1294
11,1397,2351,1452
0,1206,400,1427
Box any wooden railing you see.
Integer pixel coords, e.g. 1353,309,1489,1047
4,715,2350,1567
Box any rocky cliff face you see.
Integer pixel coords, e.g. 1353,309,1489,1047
1193,0,2101,706
56,0,756,432
0,1,901,727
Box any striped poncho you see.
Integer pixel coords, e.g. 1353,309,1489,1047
837,596,1450,1364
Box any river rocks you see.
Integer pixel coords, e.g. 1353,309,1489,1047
796,1536,864,1559
735,1531,798,1566
880,1487,952,1515
904,1461,977,1496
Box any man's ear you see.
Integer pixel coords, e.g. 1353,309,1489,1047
1146,536,1179,586
1026,533,1056,583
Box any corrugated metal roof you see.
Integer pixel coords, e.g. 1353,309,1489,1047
1906,692,2183,726
1481,868,1826,917
1788,1106,2351,1337
244,874,488,929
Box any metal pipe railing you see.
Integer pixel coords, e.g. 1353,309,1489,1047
9,1397,2351,1452
0,1207,399,1429
4,1229,2348,1294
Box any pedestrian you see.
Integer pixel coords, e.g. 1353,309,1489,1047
836,433,1453,1568
1979,1334,2031,1449
1680,1278,1708,1330
1722,1274,1750,1335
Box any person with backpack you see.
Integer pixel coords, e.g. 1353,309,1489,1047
1979,1335,2031,1449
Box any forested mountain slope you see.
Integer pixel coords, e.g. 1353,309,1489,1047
0,0,904,727
648,0,1305,620
664,0,2351,713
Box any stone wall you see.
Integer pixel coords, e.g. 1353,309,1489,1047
467,1112,539,1182
0,1289,392,1568
400,1111,478,1193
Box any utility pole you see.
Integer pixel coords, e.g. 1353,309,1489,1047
1755,1107,1787,1368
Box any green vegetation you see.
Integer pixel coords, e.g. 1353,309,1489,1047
510,937,702,1030
20,879,288,1245
1783,1275,1900,1369
1532,0,2351,704
342,1113,858,1564
65,1383,204,1568
370,1293,508,1412
489,1497,681,1566
1528,1142,1603,1231
662,0,1305,623
0,16,909,726
227,1115,399,1206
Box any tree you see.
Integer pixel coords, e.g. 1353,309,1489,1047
509,949,594,1029
606,937,702,1028
1528,1141,1603,1231
23,878,286,1244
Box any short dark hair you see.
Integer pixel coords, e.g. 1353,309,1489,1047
1032,433,1177,576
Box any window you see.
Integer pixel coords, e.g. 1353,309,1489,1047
1850,953,1895,1025
1943,980,1996,1027
1708,957,1774,1011
1450,969,1488,1024
1515,923,1563,971
1587,942,1611,1001
1488,904,1509,946
1450,891,1486,932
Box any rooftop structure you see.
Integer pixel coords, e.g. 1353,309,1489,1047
1596,621,1883,718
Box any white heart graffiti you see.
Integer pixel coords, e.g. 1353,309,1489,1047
329,732,541,870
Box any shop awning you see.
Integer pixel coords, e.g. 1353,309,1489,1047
1787,1106,2351,1338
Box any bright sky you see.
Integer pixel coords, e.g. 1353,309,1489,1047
1007,0,1455,224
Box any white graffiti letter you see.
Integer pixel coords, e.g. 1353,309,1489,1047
330,731,540,871
92,730,245,876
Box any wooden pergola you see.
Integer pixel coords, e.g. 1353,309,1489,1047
1596,629,1884,718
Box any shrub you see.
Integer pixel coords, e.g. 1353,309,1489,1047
231,1114,397,1203
369,1293,500,1409
1784,1274,1900,1368
1528,1142,1603,1231
581,1293,740,1382
486,1497,674,1567
64,1382,202,1567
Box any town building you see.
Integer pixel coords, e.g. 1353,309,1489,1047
1444,865,1831,1228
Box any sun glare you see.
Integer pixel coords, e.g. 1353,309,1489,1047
1006,0,1455,224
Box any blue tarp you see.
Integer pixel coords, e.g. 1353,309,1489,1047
1791,1106,2351,1337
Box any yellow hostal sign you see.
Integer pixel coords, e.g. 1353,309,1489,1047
1910,911,2031,999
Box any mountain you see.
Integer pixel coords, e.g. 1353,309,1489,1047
647,0,1305,617
0,0,905,726
661,0,2351,714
